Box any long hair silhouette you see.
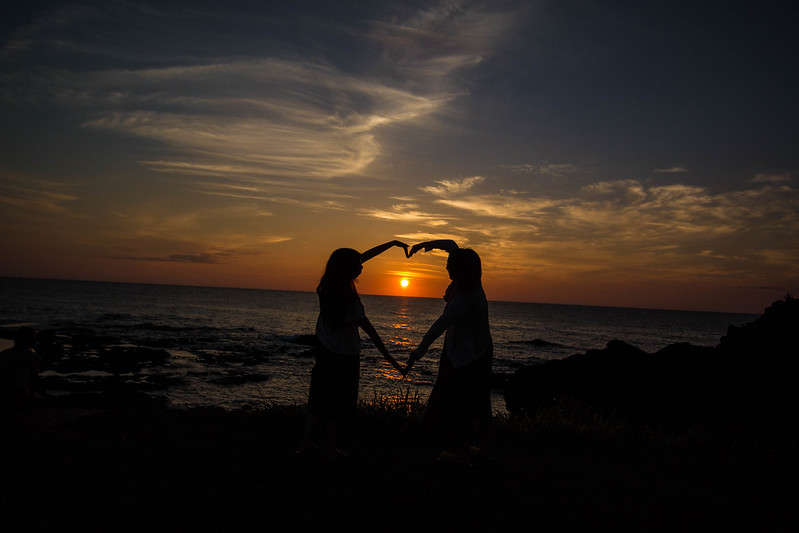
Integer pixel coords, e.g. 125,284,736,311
317,248,361,324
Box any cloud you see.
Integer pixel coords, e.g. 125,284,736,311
421,176,484,195
360,203,449,225
395,231,464,242
0,172,79,212
126,253,226,264
410,175,799,282
752,173,790,183
369,1,519,82
2,2,519,211
420,175,560,220
508,163,579,176
114,248,264,264
582,180,646,199
76,59,441,181
194,180,356,211
654,166,689,173
435,195,558,220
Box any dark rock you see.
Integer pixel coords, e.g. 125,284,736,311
102,346,170,373
510,339,566,348
718,297,799,364
504,296,799,438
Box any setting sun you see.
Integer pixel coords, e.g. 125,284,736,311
400,278,409,288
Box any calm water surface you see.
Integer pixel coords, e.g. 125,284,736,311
0,277,758,413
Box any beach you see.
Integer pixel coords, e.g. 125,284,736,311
3,404,796,531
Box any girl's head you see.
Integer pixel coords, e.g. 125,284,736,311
323,248,362,281
446,248,482,291
318,248,362,301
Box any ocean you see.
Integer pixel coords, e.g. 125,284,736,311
0,277,759,413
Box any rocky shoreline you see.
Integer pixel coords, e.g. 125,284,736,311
505,296,799,443
2,298,797,530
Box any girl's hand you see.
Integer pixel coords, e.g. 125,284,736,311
392,240,410,258
408,243,426,258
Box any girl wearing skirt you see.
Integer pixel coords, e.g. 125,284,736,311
298,242,406,459
407,241,493,456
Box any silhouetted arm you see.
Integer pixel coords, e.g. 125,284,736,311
360,240,409,262
407,312,455,367
408,239,459,257
405,290,474,372
359,317,406,376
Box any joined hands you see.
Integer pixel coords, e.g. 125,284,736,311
386,240,459,259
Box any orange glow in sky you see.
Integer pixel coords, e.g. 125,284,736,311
0,2,796,314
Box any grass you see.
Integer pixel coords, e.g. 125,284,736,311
356,386,426,426
492,397,627,439
3,390,796,531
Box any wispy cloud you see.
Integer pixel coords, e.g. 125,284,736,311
0,172,79,212
435,195,558,220
114,245,275,264
119,252,230,264
369,1,519,82
508,163,579,177
421,176,484,194
654,166,689,173
76,59,441,182
2,2,519,209
752,172,790,183
421,177,559,220
410,174,799,282
360,203,449,225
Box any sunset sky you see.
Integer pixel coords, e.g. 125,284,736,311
1,1,797,313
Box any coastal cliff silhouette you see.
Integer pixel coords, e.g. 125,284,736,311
505,295,799,440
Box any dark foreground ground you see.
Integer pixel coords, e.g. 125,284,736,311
2,404,797,532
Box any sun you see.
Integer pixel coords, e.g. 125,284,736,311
400,278,409,288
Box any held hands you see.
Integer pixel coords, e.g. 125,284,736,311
374,239,456,259
387,356,407,377
408,240,458,258
390,240,410,259
386,348,423,378
408,243,427,258
403,347,424,375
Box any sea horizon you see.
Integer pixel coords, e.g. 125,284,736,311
0,275,761,317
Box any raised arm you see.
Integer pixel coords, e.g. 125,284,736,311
408,239,459,258
360,240,409,262
359,316,406,376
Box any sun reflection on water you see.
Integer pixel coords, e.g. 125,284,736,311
388,301,414,349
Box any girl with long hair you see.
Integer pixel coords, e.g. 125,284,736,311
298,240,407,459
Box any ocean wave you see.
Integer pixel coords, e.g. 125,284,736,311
211,374,270,386
509,339,569,349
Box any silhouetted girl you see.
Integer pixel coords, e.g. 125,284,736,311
407,240,493,455
298,241,406,459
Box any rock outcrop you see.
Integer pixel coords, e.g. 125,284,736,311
504,297,799,437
